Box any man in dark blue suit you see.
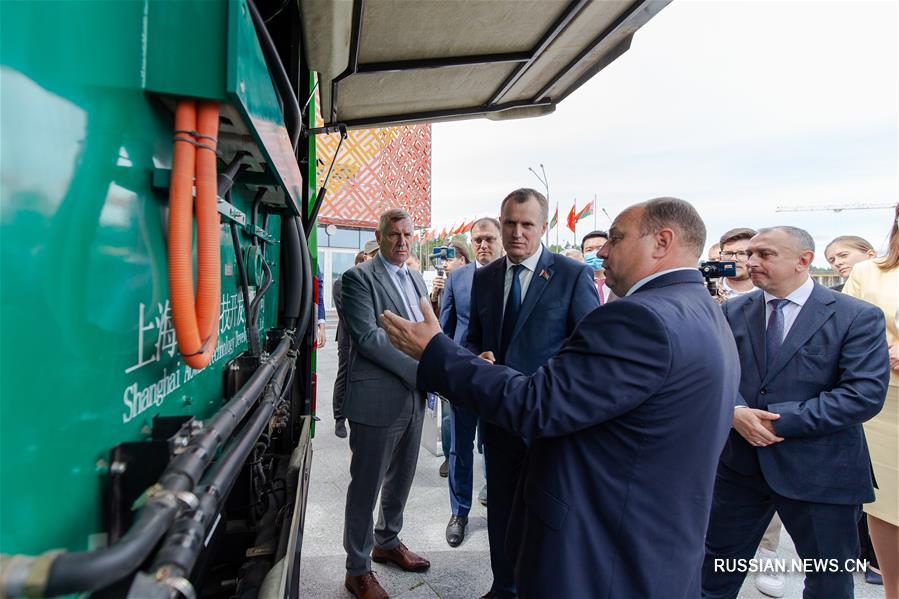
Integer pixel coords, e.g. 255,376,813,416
702,226,890,599
462,188,598,598
439,216,504,547
381,197,740,598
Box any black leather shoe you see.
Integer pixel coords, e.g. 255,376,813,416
335,419,347,438
445,514,468,547
439,458,449,478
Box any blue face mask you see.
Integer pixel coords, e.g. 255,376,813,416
584,251,604,272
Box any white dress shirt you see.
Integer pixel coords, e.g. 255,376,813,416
763,275,815,341
625,267,697,296
502,245,544,316
378,253,423,321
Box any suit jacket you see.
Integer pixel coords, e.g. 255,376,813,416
439,261,476,344
465,248,598,374
333,276,350,347
418,270,738,598
341,256,427,427
719,283,890,504
465,249,598,446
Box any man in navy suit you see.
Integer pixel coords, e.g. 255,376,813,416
381,197,740,598
439,216,504,548
462,188,598,598
702,226,890,599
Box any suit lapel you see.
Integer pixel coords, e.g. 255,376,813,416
372,257,410,319
763,284,835,383
488,259,507,351
511,249,554,342
742,293,767,380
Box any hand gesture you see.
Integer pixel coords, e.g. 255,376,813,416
380,297,442,360
733,408,784,447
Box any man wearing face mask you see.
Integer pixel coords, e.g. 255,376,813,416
582,230,615,304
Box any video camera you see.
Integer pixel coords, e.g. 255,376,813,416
429,246,456,275
698,260,736,296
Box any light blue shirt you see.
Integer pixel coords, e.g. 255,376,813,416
625,267,697,296
378,253,424,321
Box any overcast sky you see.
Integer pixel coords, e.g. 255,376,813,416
430,0,898,266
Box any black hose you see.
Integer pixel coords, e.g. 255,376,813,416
230,221,261,357
44,502,177,596
248,252,273,331
251,188,267,243
293,216,313,342
146,360,293,579
247,0,302,150
35,336,293,596
217,153,251,197
281,217,302,330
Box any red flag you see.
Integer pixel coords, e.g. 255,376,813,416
566,203,577,233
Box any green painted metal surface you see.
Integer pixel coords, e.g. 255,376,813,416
0,0,306,557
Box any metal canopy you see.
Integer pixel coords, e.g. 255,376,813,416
300,0,671,132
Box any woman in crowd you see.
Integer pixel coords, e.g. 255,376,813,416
825,235,876,291
843,205,899,598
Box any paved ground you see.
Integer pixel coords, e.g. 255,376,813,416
300,315,884,598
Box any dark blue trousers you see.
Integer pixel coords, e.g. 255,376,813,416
484,426,526,599
702,463,860,599
448,404,479,517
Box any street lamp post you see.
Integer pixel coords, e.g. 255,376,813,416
528,164,550,247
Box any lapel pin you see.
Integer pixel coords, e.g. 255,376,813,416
539,269,550,281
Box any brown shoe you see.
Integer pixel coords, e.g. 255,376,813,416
371,542,430,572
345,572,388,599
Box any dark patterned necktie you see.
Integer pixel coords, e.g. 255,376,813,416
765,298,789,373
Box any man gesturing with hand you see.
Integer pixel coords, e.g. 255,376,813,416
382,198,740,598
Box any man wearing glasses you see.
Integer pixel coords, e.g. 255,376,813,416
719,228,758,299
439,217,504,548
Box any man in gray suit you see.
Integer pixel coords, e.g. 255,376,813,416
340,209,431,599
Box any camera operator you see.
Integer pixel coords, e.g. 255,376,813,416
718,228,758,299
430,240,471,314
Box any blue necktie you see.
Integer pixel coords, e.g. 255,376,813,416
499,264,524,363
765,298,789,373
399,269,424,322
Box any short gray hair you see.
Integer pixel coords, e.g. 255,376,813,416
377,208,413,235
500,188,548,223
471,216,501,234
757,226,815,253
638,197,706,256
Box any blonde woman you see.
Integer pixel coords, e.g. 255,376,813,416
843,205,899,599
825,235,876,291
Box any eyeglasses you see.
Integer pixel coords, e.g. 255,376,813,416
472,236,497,246
719,250,750,260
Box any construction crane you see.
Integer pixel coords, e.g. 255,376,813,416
776,202,895,213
